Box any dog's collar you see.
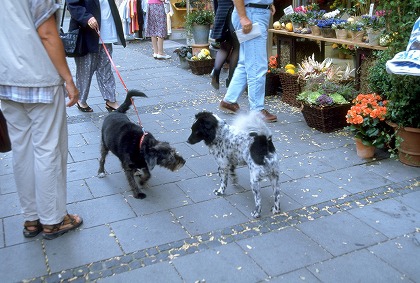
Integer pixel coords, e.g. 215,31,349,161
139,132,148,149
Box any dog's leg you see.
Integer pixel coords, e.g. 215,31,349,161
214,167,229,196
98,142,109,178
229,165,238,185
125,169,147,199
271,173,281,215
251,179,261,218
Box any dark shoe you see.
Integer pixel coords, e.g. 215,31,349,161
219,100,240,114
211,70,220,90
76,102,93,112
23,219,43,238
42,214,83,240
105,102,117,112
260,109,277,123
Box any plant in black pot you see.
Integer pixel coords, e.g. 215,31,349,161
173,46,192,69
368,0,420,166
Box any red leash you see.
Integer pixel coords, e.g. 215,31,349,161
97,31,145,133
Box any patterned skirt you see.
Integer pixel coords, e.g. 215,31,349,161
145,4,167,38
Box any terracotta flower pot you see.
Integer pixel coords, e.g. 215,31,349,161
388,122,420,167
350,30,364,42
354,138,375,159
310,25,321,36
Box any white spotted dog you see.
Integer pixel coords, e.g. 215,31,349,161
187,111,281,218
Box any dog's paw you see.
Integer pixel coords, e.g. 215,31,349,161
98,172,106,178
251,210,261,219
213,189,224,196
271,206,281,215
134,192,147,199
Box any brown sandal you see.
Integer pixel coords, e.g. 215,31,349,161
42,214,83,240
23,219,43,238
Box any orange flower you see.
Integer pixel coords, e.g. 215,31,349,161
346,93,389,147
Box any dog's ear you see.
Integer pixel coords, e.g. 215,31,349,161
145,155,157,170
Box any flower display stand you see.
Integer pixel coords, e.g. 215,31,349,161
301,103,352,133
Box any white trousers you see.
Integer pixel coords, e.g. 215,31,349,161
2,87,68,225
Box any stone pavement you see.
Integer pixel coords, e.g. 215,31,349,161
0,38,419,283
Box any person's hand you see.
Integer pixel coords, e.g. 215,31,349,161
240,17,253,34
65,81,79,107
88,17,99,32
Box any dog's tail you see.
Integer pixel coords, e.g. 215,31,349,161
232,111,272,137
116,90,147,113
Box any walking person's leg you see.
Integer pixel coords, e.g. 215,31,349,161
96,44,118,111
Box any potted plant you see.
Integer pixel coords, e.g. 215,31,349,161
332,43,356,59
345,93,389,158
298,80,357,133
361,11,386,45
331,19,348,39
345,20,365,42
186,48,214,75
290,6,308,33
173,46,192,69
305,3,325,35
367,0,420,166
184,0,214,44
266,55,282,96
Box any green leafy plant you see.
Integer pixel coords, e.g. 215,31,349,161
185,10,214,32
368,0,420,128
298,80,357,106
173,46,192,58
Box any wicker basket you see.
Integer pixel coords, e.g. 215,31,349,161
187,58,215,75
265,73,281,96
301,103,352,133
279,72,302,107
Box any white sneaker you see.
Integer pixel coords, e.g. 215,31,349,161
153,53,157,59
156,54,171,60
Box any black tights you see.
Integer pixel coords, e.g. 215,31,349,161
212,21,239,86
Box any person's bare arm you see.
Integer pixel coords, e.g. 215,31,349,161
233,0,253,34
37,15,79,107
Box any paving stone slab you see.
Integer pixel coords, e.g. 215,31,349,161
86,171,132,198
172,242,267,282
0,173,16,194
320,165,394,194
1,240,47,282
394,190,420,212
237,227,332,276
97,261,183,283
176,175,223,203
280,176,348,207
0,192,20,218
110,211,189,253
66,194,136,229
124,183,191,216
369,233,420,282
297,211,388,256
269,268,322,282
349,198,419,238
307,249,410,282
44,225,122,273
171,198,248,235
226,188,301,219
280,154,336,179
67,159,102,182
366,158,420,183
67,179,95,203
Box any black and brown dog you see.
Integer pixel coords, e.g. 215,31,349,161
98,90,185,199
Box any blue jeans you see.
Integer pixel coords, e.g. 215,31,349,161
223,7,270,111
